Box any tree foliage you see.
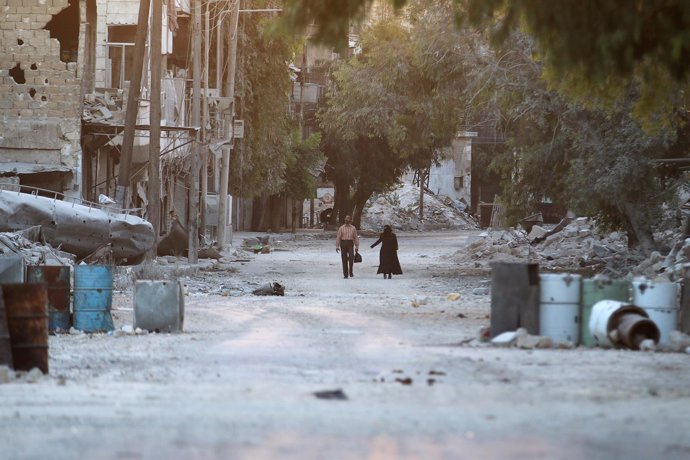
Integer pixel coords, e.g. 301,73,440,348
471,33,688,253
280,0,690,85
231,6,297,198
318,5,473,226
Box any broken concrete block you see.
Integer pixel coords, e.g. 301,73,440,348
517,333,553,349
0,365,13,384
639,339,656,352
668,330,690,352
478,326,491,342
491,331,518,346
528,225,548,241
473,287,489,295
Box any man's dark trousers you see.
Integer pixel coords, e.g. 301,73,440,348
340,240,354,277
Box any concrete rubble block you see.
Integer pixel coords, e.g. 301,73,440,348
491,330,518,347
0,365,14,384
668,331,690,352
472,287,489,296
528,225,548,242
516,331,553,349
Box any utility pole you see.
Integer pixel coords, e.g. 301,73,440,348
147,0,162,258
293,43,306,234
200,5,210,235
217,0,240,249
189,0,202,263
116,0,150,208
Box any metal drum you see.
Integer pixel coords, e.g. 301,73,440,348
590,300,659,349
0,286,14,368
26,266,71,332
539,273,582,344
0,256,24,283
73,265,114,333
2,283,49,373
581,278,629,347
632,279,679,346
134,280,185,333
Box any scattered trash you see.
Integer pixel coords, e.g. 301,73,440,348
446,293,461,301
252,282,285,296
313,389,348,400
395,377,413,385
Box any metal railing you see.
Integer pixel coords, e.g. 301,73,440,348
0,185,143,216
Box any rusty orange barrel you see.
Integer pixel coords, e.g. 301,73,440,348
0,286,13,368
1,283,49,373
26,266,71,332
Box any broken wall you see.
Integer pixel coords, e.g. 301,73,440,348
427,137,472,203
0,0,83,197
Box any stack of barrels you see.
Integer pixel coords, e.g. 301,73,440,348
1,258,114,375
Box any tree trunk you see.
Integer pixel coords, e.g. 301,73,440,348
332,174,350,225
253,193,271,231
351,186,372,230
620,201,656,255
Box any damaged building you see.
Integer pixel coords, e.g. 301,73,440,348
0,0,83,196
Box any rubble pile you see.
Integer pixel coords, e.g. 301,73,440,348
0,229,75,266
82,91,124,124
361,182,478,232
450,217,645,276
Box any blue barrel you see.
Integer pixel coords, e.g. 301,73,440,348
26,266,71,332
73,265,114,332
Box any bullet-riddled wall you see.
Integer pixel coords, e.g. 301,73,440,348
0,0,83,197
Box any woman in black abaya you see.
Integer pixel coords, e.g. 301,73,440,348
370,225,403,279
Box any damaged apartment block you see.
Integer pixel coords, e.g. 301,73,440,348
0,0,82,197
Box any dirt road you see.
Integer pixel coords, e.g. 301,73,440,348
1,230,689,460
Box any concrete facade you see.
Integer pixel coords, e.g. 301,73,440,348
428,137,472,204
0,0,84,197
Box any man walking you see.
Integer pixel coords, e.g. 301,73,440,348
336,215,359,279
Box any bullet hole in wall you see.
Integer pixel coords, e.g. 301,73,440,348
9,63,25,84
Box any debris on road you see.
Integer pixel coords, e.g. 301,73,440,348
361,182,479,232
252,282,285,296
313,389,348,400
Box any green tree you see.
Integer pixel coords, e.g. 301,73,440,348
231,4,297,199
470,32,688,253
319,8,470,226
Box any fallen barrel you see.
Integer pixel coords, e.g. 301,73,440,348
581,278,629,347
26,266,71,332
590,300,660,350
73,265,114,332
1,283,49,373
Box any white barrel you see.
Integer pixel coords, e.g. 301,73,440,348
589,300,628,348
540,273,582,303
631,279,679,346
134,280,185,333
539,273,582,344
